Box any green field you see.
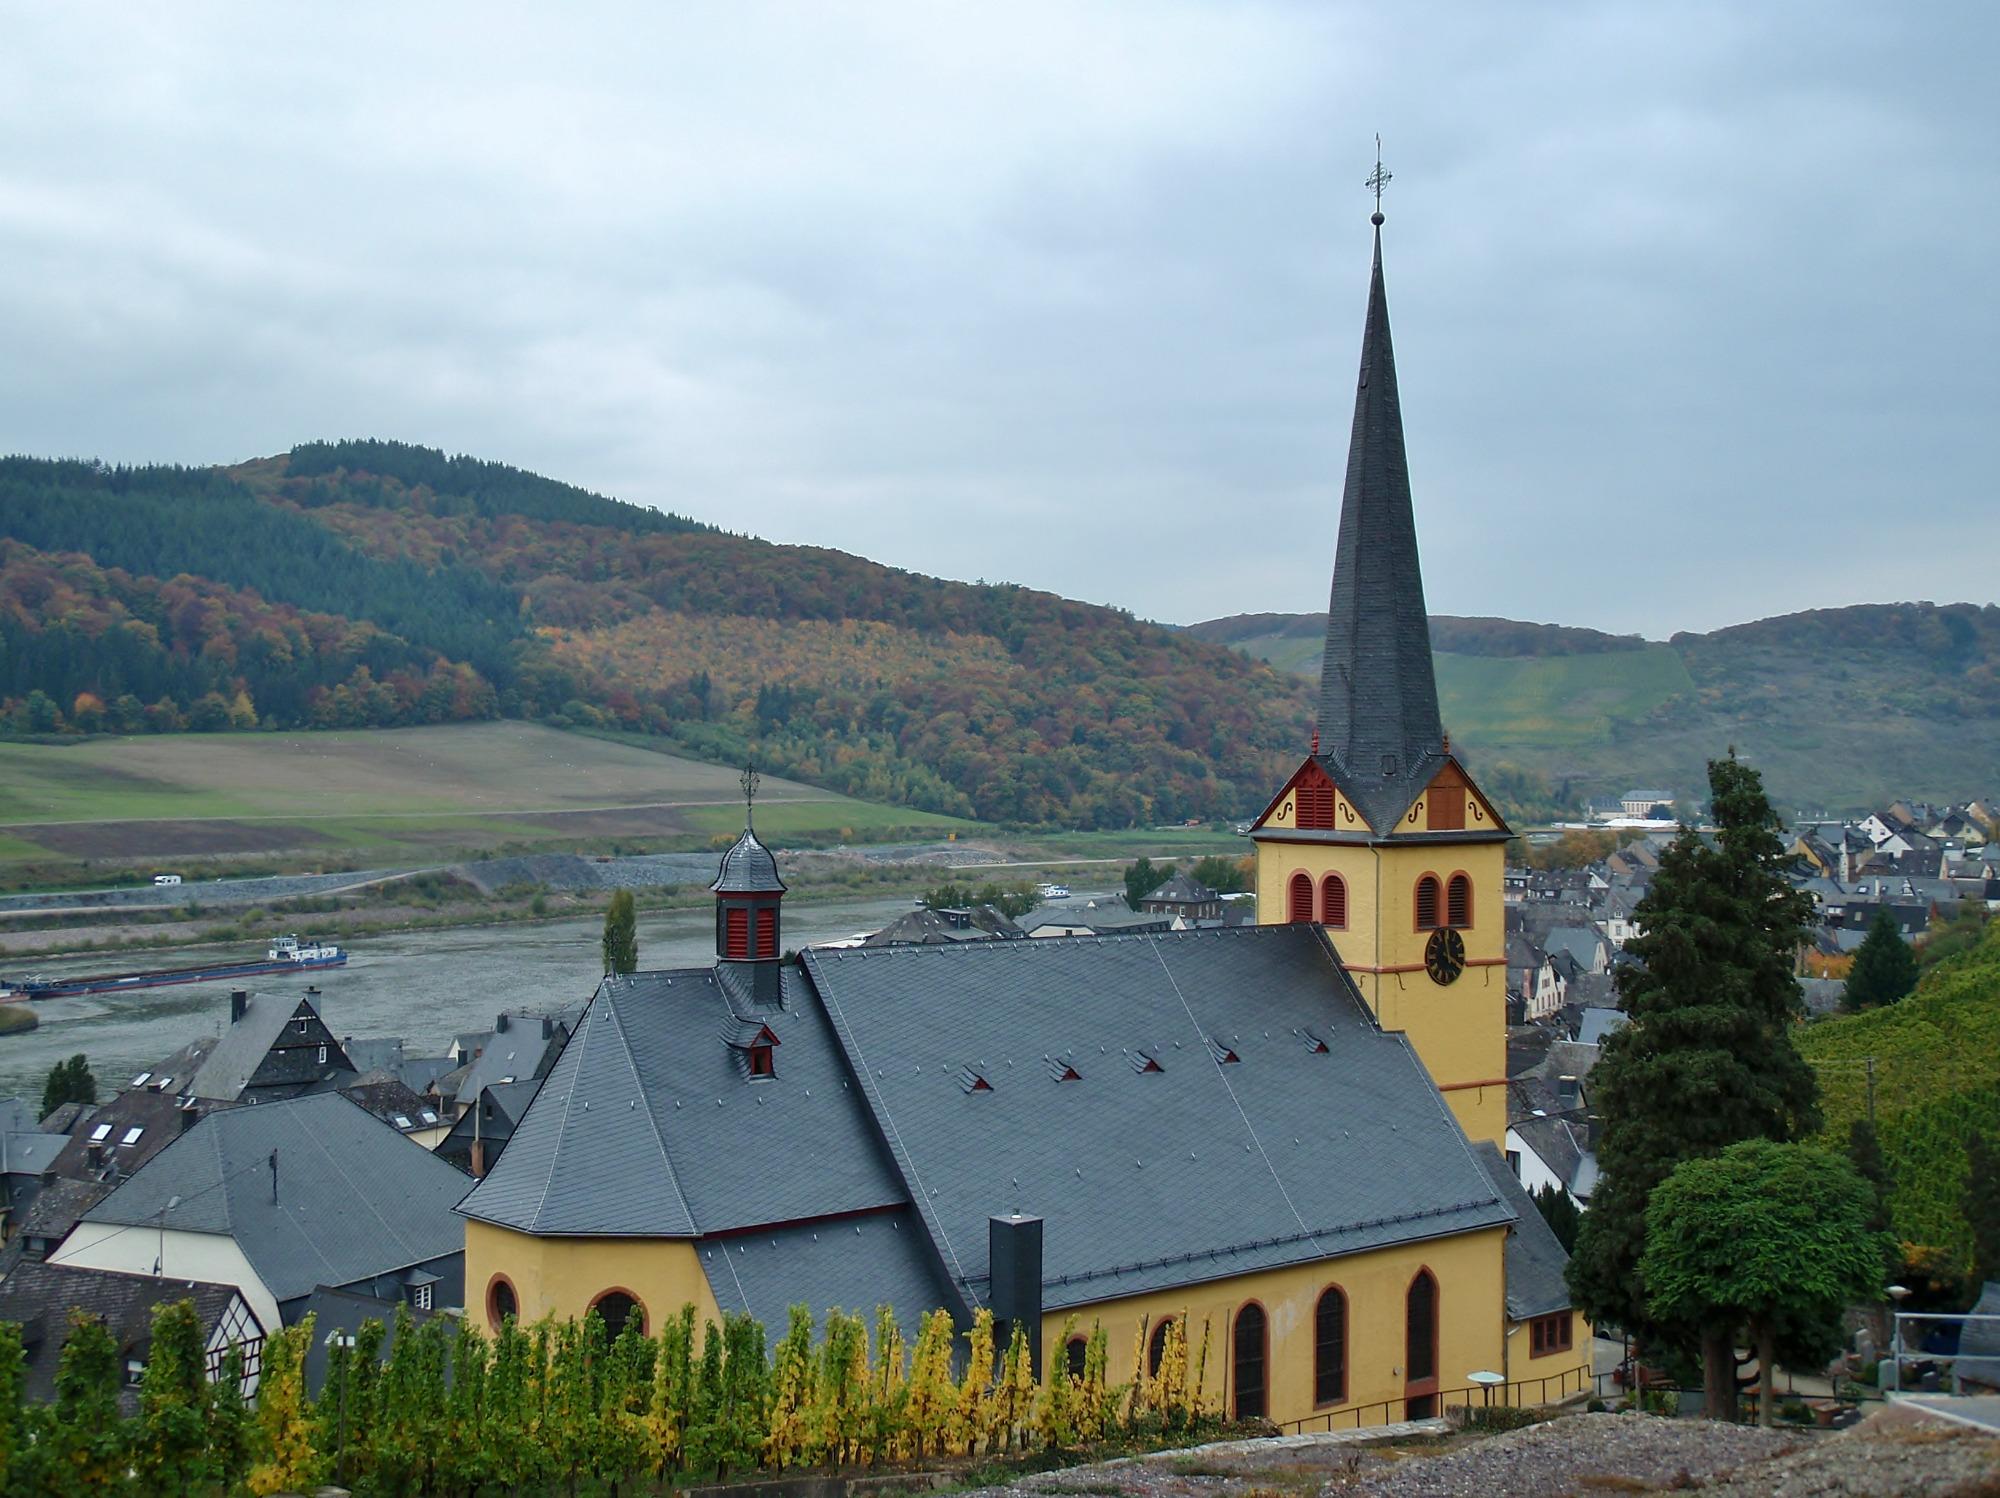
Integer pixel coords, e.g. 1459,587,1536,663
1434,647,1694,751
0,723,980,874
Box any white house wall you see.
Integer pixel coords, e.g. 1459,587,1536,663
1505,1129,1568,1202
53,1223,284,1336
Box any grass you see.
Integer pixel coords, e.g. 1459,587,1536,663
1433,647,1693,751
0,723,984,874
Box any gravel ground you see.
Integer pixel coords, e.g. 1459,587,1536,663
1695,1405,2000,1497
1341,1415,1797,1496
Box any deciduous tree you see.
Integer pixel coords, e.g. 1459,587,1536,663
602,888,639,976
1643,1140,1889,1426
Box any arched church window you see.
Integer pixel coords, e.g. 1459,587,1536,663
1233,1302,1267,1420
1314,1286,1347,1405
1320,874,1348,929
1446,873,1473,929
1414,875,1441,930
1288,873,1314,924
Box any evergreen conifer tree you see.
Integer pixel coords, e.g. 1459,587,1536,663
903,1310,956,1457
868,1305,907,1464
40,1054,96,1118
208,1343,253,1495
1567,753,1821,1421
1081,1322,1113,1442
953,1309,996,1455
1532,1182,1582,1253
646,1306,697,1477
766,1305,817,1468
443,1319,491,1498
688,1320,726,1478
0,1322,28,1493
602,889,639,976
1842,909,1919,1010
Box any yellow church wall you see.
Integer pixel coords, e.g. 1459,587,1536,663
1254,836,1508,1147
1510,1308,1593,1396
465,1219,723,1336
1046,1225,1507,1428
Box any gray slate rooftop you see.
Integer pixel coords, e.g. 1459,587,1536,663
803,924,1512,1313
458,966,905,1238
78,1091,469,1305
1472,1142,1571,1320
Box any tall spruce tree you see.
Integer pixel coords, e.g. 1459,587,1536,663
1567,753,1821,1420
602,889,639,976
1842,909,1919,1010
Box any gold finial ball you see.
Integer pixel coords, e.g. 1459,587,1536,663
1371,211,1385,226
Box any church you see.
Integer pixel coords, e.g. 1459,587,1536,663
457,210,1587,1427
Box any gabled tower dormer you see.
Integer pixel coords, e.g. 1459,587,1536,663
1251,183,1511,1146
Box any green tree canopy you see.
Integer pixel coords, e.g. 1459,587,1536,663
40,1054,96,1119
1568,753,1821,1408
1123,857,1174,911
1643,1140,1890,1425
602,889,639,976
1532,1182,1581,1254
1843,909,1919,1011
1965,1131,2000,1291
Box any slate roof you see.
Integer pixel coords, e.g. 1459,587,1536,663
1314,223,1444,816
0,1260,249,1408
75,1091,469,1306
454,1014,572,1107
711,828,785,894
864,907,1023,947
458,966,905,1238
1470,1143,1571,1321
12,1176,111,1247
1510,1114,1595,1198
1573,1007,1627,1046
297,1285,438,1394
48,1086,221,1183
699,1207,952,1344
1143,873,1220,907
803,924,1512,1313
342,1078,444,1135
185,991,348,1101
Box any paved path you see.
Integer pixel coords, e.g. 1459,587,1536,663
1894,1392,2000,1432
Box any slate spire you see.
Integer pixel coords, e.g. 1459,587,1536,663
1315,220,1444,782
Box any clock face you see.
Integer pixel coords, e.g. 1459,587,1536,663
1425,927,1466,986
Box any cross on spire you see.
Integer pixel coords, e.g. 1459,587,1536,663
1365,134,1391,225
741,762,760,830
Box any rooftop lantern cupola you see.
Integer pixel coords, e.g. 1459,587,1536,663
712,765,785,963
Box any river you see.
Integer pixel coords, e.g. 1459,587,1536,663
0,890,954,1102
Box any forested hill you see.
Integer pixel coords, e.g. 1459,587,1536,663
0,444,1309,828
1193,605,2000,814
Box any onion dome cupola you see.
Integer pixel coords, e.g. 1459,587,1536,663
713,767,785,964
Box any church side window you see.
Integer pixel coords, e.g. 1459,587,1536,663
1148,1316,1176,1376
1314,1286,1348,1405
1287,873,1314,924
1446,873,1473,929
1414,874,1441,930
1232,1302,1267,1420
1319,874,1348,929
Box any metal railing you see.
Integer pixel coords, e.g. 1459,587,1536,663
1884,1311,2000,1394
1276,1363,1595,1434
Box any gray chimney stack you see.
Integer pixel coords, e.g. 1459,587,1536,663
230,990,249,1023
989,1212,1045,1378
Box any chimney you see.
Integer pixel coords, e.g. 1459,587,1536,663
989,1212,1045,1378
178,1100,200,1135
540,1016,553,1040
230,990,249,1023
496,1013,510,1034
85,1143,104,1171
470,1137,487,1179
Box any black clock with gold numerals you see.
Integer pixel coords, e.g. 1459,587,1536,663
1424,927,1466,986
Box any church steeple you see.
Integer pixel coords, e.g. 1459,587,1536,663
1315,215,1444,786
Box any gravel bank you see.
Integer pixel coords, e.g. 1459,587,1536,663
1696,1406,2000,1497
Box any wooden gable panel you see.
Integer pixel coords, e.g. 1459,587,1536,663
1252,759,1372,835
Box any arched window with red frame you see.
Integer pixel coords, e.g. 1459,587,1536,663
1414,874,1441,930
1232,1302,1268,1420
1288,872,1314,924
1446,873,1473,929
1320,873,1348,929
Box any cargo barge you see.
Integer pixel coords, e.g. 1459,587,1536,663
0,936,346,1001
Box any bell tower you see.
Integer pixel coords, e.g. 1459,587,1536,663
713,766,785,966
1251,171,1511,1146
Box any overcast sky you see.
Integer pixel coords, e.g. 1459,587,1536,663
2,3,1992,637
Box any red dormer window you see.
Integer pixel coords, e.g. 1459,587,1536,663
748,1044,775,1079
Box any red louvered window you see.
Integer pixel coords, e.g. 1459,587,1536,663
1414,875,1441,930
1296,777,1335,829
1446,874,1473,929
724,906,750,959
1288,872,1314,924
755,907,779,958
1320,874,1348,929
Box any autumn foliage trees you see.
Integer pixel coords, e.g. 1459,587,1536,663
0,443,1310,828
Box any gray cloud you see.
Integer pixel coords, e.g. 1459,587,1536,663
1,1,1992,636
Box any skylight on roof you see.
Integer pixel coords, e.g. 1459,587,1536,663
130,1072,151,1087
392,1115,413,1129
120,1127,143,1146
88,1123,112,1143
419,1109,437,1124
152,1076,173,1090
